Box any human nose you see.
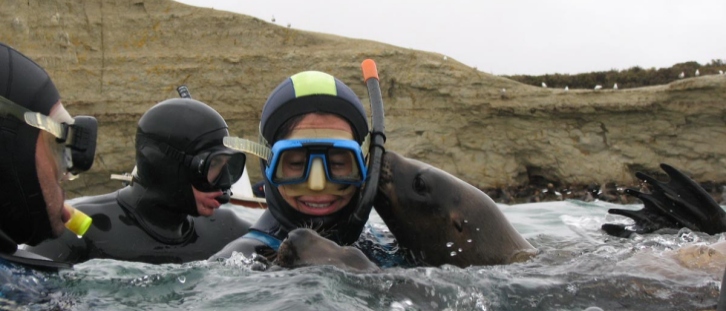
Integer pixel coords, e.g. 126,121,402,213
307,158,326,190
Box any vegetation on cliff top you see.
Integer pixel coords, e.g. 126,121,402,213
505,59,726,90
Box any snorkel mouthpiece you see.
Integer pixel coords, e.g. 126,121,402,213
64,204,92,236
215,189,231,204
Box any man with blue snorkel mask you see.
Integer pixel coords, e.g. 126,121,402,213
0,42,98,303
211,71,373,261
25,98,252,264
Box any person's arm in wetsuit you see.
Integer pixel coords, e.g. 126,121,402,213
22,229,88,264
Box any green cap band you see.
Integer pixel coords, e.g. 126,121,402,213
290,71,337,97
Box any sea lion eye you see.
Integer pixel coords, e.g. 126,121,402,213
413,176,427,194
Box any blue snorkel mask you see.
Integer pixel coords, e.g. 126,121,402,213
224,136,368,187
266,138,368,187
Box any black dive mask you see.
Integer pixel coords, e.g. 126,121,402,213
189,146,246,192
156,139,246,192
0,95,97,177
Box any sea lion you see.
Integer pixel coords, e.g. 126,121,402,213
374,151,537,267
276,228,380,272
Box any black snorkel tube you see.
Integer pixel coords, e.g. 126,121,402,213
175,85,231,204
341,59,386,244
176,85,192,99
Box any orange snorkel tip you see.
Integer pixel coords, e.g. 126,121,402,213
361,59,379,82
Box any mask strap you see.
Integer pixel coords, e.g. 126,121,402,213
0,95,67,141
138,135,196,168
360,133,370,158
223,136,272,162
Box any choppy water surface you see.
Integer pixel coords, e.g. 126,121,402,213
13,200,726,311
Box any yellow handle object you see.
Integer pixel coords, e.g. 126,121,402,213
64,204,92,236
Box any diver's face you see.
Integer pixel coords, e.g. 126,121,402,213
36,101,72,237
277,113,357,216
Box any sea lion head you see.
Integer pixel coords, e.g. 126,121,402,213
276,228,380,272
375,151,535,267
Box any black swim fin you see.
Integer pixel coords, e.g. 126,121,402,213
602,163,726,237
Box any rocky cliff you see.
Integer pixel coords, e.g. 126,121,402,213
2,0,726,201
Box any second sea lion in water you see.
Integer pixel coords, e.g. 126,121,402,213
276,228,380,272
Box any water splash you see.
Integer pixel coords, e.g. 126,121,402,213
389,299,413,311
18,201,723,310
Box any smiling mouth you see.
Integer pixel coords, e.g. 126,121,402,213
301,201,332,209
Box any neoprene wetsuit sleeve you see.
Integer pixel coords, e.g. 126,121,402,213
22,229,88,264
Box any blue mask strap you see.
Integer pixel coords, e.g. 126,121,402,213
243,230,282,251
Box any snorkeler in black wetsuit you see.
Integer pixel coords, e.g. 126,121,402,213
0,42,98,268
25,98,251,264
0,43,99,303
210,71,374,261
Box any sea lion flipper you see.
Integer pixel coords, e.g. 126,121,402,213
603,164,726,237
605,205,671,234
600,223,636,238
658,164,726,233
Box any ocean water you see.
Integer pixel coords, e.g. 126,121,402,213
10,200,725,311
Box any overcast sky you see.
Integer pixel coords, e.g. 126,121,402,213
175,0,726,75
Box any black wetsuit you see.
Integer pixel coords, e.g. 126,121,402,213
25,187,251,264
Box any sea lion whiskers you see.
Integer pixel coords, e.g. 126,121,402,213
294,219,343,243
296,219,325,232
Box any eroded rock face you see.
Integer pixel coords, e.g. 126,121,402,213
2,0,726,199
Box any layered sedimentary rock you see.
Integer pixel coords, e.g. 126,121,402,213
2,0,725,200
